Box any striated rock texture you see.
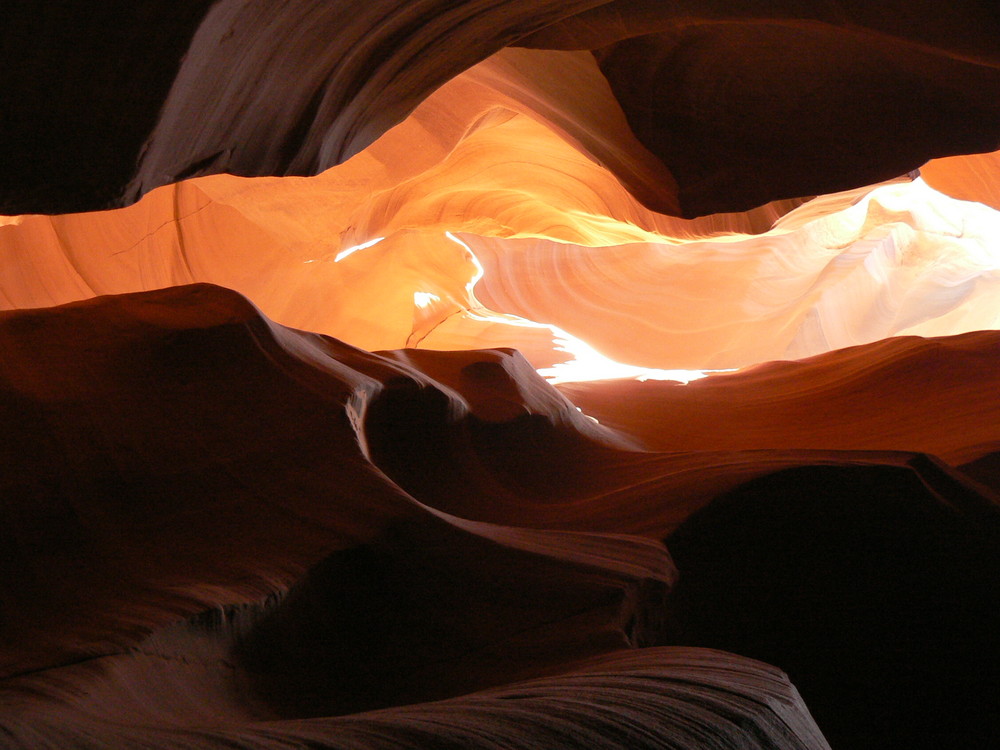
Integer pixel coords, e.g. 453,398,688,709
2,285,832,750
923,148,1000,210
1,128,997,374
2,0,999,216
2,2,1000,749
1,286,998,749
558,330,1000,463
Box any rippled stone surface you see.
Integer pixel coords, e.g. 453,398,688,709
2,3,999,748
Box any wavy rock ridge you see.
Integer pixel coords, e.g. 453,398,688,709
2,2,1000,749
1,286,998,749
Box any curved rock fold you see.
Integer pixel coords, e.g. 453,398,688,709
3,2,1000,748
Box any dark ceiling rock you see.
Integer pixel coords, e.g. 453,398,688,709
594,21,1000,215
515,0,1000,64
2,1,998,216
0,1,216,214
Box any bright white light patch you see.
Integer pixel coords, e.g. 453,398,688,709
334,236,385,262
538,328,733,385
442,231,734,385
414,292,441,308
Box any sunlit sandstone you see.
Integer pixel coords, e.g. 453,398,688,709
2,52,998,376
3,3,1000,750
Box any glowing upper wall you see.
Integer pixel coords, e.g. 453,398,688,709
2,50,998,374
1,3,998,377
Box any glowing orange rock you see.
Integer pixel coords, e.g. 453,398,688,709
3,76,998,376
922,149,1000,211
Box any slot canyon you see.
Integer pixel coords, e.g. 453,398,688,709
2,2,999,748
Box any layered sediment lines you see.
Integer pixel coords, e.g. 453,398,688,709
559,329,1000,465
3,2,1000,748
470,178,1000,368
4,29,998,375
923,148,1000,211
2,133,997,375
5,643,831,750
4,1,999,216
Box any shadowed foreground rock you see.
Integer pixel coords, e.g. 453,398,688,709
2,285,999,747
665,463,1000,750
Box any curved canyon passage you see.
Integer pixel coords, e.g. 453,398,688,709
1,2,999,749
